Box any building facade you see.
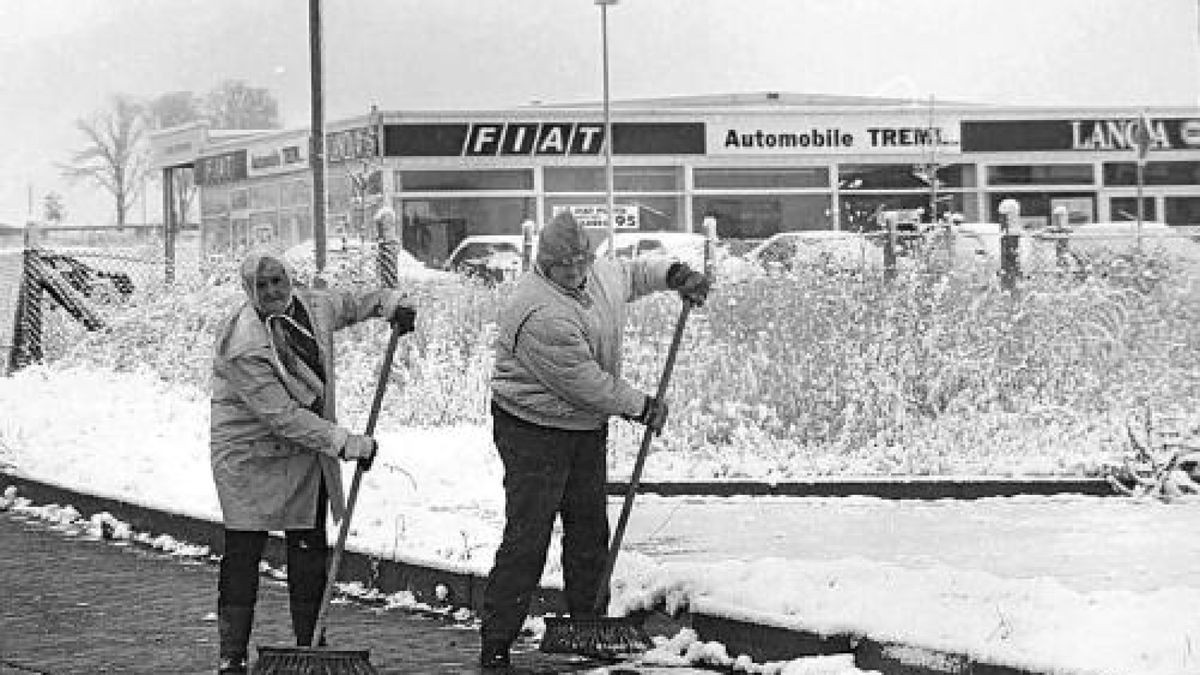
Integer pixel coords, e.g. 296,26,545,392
150,93,1200,267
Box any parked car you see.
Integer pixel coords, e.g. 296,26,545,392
443,234,528,283
950,220,1200,272
592,231,709,269
741,230,882,274
1052,221,1177,253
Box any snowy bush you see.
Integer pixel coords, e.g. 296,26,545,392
35,251,1200,477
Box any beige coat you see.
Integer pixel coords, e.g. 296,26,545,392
210,283,399,531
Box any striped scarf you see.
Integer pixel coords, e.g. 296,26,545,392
264,311,324,411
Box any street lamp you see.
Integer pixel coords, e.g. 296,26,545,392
596,0,618,257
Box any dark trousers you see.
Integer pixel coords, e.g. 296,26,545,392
480,403,610,645
218,482,329,645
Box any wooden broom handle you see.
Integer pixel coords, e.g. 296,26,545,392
313,322,403,644
593,300,692,613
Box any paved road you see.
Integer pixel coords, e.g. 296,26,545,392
0,510,621,675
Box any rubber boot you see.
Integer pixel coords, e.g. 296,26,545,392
217,605,254,674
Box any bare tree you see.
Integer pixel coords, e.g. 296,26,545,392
60,94,148,227
204,79,280,129
147,90,203,129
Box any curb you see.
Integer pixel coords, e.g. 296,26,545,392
1,470,1064,675
610,477,1112,499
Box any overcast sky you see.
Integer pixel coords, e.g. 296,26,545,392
1,0,1198,226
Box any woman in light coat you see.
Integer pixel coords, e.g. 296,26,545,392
209,251,415,675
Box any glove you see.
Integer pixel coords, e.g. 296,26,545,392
389,304,417,335
339,433,378,468
637,396,669,436
666,263,711,307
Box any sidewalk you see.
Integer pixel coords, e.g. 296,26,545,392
0,471,1056,675
0,510,607,675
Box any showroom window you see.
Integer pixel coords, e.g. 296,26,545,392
986,192,1095,227
397,169,533,191
694,167,828,190
839,194,970,231
399,196,535,267
693,195,831,239
987,164,1093,186
1103,161,1200,186
1165,197,1200,226
839,164,975,190
1109,197,1157,222
544,166,679,193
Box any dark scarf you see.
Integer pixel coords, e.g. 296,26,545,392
261,301,326,413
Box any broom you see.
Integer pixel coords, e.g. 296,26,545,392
252,322,404,675
541,300,693,660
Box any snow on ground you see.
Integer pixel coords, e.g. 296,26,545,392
2,365,1199,675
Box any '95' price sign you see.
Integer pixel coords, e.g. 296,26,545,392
554,205,640,230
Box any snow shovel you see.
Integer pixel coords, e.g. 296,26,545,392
541,300,693,660
252,323,404,675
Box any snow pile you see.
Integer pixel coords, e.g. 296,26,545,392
639,628,875,674
2,496,209,558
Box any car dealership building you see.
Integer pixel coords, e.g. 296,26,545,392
150,92,1200,267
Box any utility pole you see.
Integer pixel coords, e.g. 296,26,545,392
309,0,328,279
596,0,618,257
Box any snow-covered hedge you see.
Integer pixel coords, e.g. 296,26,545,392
37,249,1200,477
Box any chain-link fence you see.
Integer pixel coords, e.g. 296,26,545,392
2,225,200,375
2,224,413,375
7,218,1200,375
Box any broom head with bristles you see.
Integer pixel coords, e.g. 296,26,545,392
251,646,379,675
539,615,652,660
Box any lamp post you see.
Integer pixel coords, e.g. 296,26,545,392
596,0,618,257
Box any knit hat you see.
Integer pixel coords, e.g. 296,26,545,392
537,210,593,270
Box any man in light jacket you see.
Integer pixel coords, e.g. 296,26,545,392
479,211,709,669
209,251,416,674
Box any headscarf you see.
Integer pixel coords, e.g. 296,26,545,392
238,251,325,409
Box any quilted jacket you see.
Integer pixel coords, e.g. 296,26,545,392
490,255,673,431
